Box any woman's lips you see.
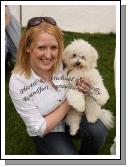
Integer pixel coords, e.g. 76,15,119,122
40,58,52,65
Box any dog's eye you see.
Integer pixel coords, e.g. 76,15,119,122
81,56,85,59
73,54,76,58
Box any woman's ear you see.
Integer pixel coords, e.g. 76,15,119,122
26,48,31,53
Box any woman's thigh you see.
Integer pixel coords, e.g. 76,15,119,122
78,116,108,142
77,116,108,154
33,132,78,155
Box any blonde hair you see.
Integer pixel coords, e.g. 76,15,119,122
12,22,64,78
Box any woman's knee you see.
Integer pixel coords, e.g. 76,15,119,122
88,119,108,144
79,117,108,143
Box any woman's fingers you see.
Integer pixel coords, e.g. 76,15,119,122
76,77,91,93
77,85,90,93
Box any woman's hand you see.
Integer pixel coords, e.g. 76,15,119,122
76,77,91,94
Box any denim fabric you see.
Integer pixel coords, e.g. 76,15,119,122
33,117,108,155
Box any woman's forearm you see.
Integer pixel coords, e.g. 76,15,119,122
43,100,71,135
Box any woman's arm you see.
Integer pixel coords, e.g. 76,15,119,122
9,75,71,137
44,100,71,135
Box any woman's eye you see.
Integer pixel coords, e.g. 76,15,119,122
73,54,76,58
51,46,58,50
38,46,46,50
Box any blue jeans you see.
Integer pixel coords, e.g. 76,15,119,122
33,117,108,155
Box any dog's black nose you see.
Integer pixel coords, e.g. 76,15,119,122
75,61,81,66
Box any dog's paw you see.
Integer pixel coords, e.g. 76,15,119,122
70,128,79,136
95,91,109,106
72,101,85,112
67,90,85,112
96,96,108,106
86,114,98,123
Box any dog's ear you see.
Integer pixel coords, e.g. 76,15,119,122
62,47,69,63
90,46,99,68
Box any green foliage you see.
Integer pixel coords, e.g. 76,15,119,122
5,32,116,155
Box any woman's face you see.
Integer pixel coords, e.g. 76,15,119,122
28,32,58,75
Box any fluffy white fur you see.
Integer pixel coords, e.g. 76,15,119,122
63,39,114,136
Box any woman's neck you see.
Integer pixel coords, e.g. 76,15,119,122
32,68,53,81
41,72,53,81
32,68,58,90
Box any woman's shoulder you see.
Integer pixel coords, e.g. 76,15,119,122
9,72,30,90
10,72,26,82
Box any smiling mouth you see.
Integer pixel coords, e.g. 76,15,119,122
40,58,52,65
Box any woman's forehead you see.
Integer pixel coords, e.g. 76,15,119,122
33,32,58,45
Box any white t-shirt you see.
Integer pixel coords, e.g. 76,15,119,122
9,68,66,137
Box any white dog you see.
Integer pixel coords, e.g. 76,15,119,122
63,39,114,135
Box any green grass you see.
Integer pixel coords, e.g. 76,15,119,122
5,32,116,155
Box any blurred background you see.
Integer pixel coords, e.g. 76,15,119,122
9,5,116,33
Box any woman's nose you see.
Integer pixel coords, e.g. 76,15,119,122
45,49,52,58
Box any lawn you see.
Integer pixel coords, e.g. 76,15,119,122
5,31,116,155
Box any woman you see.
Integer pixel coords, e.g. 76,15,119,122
9,17,107,155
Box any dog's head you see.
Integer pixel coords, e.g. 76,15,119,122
63,39,99,70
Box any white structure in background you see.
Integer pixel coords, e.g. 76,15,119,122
9,5,21,24
9,5,116,33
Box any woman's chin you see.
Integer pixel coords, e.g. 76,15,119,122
40,63,53,71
